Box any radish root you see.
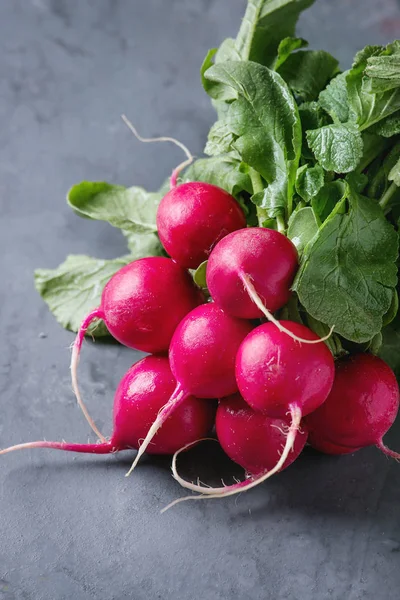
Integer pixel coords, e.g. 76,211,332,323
70,308,106,442
0,440,113,455
161,404,302,512
376,439,400,461
121,114,193,189
125,385,188,477
241,273,334,345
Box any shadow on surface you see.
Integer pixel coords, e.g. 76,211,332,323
4,435,400,525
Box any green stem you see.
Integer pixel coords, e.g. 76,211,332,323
249,168,267,227
379,181,398,210
276,214,286,234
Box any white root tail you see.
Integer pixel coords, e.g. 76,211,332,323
70,308,107,443
125,386,188,477
241,273,334,345
161,404,302,512
121,114,193,188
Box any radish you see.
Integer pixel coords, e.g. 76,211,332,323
121,115,246,270
163,320,334,507
206,227,334,345
70,256,203,441
216,394,308,475
305,354,400,458
207,227,298,318
308,433,361,456
0,356,215,458
156,182,246,269
163,394,308,510
125,303,253,476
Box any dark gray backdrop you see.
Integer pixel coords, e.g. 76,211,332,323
1,1,400,599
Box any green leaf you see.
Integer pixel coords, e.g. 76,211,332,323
294,191,399,342
67,182,161,234
357,132,388,173
204,120,239,157
347,46,400,131
287,206,319,253
34,255,132,337
389,157,400,186
383,290,399,327
318,71,350,123
306,123,364,173
369,332,383,355
122,231,163,257
184,155,252,198
205,61,302,217
346,172,368,193
365,140,400,200
273,36,308,70
278,50,339,101
364,41,400,93
371,113,400,137
298,101,330,159
233,0,314,68
201,48,238,103
352,46,383,69
193,261,208,289
295,164,325,202
311,180,346,222
380,313,400,380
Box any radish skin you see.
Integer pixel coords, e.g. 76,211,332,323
125,304,253,476
70,257,203,438
306,354,400,458
178,321,334,494
163,322,334,506
161,395,308,510
162,405,303,511
207,228,334,344
157,183,246,269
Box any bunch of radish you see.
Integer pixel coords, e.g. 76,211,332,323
2,163,400,510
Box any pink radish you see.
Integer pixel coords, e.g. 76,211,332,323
71,256,203,441
207,227,298,318
156,182,246,269
0,356,215,458
162,393,308,510
215,394,308,475
121,115,246,270
308,434,361,456
206,227,334,344
125,303,253,476
305,354,400,458
164,320,334,507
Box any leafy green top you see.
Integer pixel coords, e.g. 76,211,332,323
35,0,400,376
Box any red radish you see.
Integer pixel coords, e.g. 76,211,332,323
156,182,246,269
215,394,308,475
308,433,361,456
125,303,253,476
70,257,203,441
206,227,333,345
207,227,298,318
121,114,246,270
236,321,335,417
163,394,308,510
305,354,400,458
0,356,215,458
164,321,334,507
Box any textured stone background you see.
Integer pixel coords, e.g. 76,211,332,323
0,1,400,599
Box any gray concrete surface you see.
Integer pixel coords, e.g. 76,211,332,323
1,1,400,599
